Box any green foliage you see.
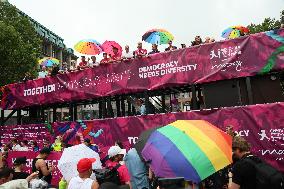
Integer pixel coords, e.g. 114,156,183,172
247,10,283,34
0,2,42,86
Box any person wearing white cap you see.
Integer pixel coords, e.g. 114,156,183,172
107,146,131,189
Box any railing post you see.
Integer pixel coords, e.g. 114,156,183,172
246,77,254,105
16,110,22,125
1,109,4,126
74,103,78,120
68,104,73,121
115,96,121,117
144,91,150,114
191,84,198,110
121,96,125,117
161,94,166,113
53,106,57,122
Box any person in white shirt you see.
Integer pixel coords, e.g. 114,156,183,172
19,140,29,151
11,139,21,151
122,45,133,60
68,158,99,189
89,56,100,68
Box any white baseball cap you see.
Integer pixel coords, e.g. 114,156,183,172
108,146,126,158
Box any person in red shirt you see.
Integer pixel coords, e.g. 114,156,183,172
100,53,111,64
78,56,88,69
107,146,131,188
100,53,110,64
111,47,121,63
134,42,147,58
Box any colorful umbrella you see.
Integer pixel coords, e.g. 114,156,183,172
101,40,123,57
74,39,102,55
142,29,174,45
232,26,250,34
141,120,232,183
38,57,60,67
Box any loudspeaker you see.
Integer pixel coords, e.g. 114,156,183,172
203,79,243,108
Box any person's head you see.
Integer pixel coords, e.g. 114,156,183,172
195,36,202,44
42,66,46,71
0,167,13,185
21,140,28,147
114,140,124,149
108,146,126,162
77,158,96,178
232,136,251,159
81,56,86,62
210,38,215,43
112,46,118,54
137,42,142,49
152,44,158,51
11,139,18,145
39,147,51,159
168,40,173,46
30,141,37,147
125,45,129,52
103,53,108,59
226,125,236,138
281,24,284,29
136,99,144,106
13,157,27,170
205,37,210,43
43,140,50,148
91,56,96,62
84,138,91,146
181,44,186,48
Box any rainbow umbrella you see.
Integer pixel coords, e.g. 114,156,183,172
232,26,250,35
142,29,174,45
74,39,102,55
141,120,232,183
38,57,60,67
101,40,123,57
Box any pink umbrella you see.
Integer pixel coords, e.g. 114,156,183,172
102,40,123,57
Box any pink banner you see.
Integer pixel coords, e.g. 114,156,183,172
2,103,283,172
2,29,284,109
7,151,62,186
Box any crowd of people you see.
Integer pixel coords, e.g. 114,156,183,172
1,126,282,189
34,35,218,80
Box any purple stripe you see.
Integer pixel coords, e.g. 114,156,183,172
142,131,201,183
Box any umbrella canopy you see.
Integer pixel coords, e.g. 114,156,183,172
58,144,102,181
141,120,232,183
74,39,103,55
101,40,123,57
231,26,250,34
142,29,174,45
38,57,60,67
221,26,249,39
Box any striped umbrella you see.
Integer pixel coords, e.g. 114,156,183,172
74,39,103,55
142,29,174,45
38,57,60,67
141,120,232,183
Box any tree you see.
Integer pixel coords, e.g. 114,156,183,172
247,10,283,34
0,2,42,86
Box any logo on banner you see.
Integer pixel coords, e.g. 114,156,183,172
210,45,243,71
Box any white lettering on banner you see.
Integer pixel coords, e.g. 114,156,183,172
23,84,56,97
260,149,284,161
128,137,139,145
210,45,243,72
138,60,197,79
235,130,250,137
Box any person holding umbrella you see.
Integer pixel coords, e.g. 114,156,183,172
148,44,160,55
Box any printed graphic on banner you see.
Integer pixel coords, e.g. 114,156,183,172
1,29,284,109
1,103,283,172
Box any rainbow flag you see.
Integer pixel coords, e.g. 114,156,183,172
142,120,232,183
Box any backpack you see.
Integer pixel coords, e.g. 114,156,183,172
243,155,284,189
93,164,121,185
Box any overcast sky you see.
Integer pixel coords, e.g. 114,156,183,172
9,0,284,55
